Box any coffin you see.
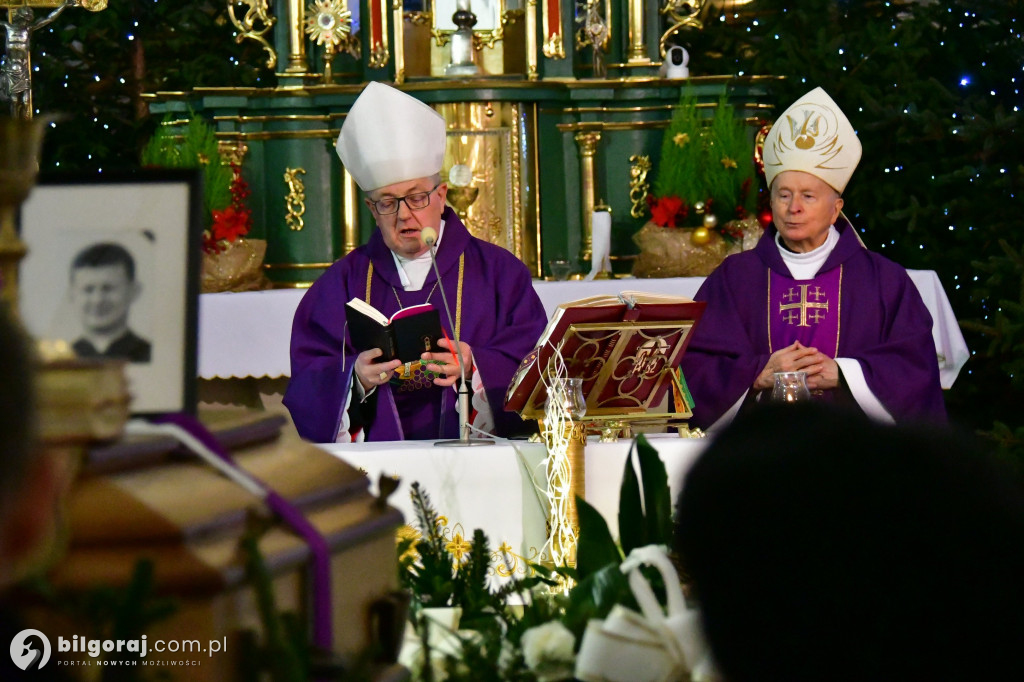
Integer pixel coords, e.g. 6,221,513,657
23,409,407,681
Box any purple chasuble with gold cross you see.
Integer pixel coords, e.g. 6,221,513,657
769,267,842,357
679,216,945,428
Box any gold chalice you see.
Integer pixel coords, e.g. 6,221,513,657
446,185,479,221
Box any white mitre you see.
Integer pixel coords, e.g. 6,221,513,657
336,81,447,192
763,87,862,194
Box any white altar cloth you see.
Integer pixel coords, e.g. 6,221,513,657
321,434,708,561
198,272,968,388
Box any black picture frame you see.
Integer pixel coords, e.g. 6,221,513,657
18,168,203,416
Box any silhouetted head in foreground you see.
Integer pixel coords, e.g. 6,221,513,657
675,402,1024,682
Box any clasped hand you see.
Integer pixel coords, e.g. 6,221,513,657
753,341,839,392
355,338,473,390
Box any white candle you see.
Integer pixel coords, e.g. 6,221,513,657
457,0,471,11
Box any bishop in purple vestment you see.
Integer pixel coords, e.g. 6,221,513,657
680,88,946,429
284,82,547,442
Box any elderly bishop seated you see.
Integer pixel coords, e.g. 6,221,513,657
284,82,547,442
680,87,946,429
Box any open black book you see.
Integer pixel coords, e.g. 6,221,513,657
346,298,445,363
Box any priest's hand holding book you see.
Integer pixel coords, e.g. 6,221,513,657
354,349,403,390
422,337,473,388
346,297,472,390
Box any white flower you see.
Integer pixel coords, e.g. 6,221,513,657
521,620,577,682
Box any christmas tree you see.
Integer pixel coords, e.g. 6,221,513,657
686,0,1024,457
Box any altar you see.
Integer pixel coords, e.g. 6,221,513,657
198,273,970,389
320,433,709,565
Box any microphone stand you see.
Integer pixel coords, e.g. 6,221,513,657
425,233,494,447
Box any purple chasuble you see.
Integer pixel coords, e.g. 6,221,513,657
284,207,548,442
679,216,946,428
768,267,842,356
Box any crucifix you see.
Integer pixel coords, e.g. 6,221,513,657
1,0,106,119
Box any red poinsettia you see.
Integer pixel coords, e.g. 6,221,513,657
647,195,687,228
204,162,253,254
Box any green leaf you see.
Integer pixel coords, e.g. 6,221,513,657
618,434,673,556
575,495,621,581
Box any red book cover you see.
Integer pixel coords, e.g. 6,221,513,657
504,292,705,419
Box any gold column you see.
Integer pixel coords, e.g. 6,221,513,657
392,0,405,83
574,131,601,265
526,0,538,80
626,0,649,65
342,167,360,256
286,0,307,72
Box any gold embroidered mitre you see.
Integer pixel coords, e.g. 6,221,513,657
763,87,862,194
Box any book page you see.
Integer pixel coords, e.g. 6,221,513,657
346,298,389,326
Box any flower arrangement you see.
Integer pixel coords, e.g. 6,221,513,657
141,114,252,254
396,435,715,681
207,163,254,253
646,87,758,243
142,115,268,292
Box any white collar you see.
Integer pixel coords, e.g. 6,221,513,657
776,225,839,280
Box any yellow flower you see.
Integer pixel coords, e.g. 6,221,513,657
720,156,738,169
673,132,690,147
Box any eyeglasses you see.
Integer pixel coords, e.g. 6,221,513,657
370,183,441,216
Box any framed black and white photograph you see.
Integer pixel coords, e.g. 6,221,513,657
19,169,202,416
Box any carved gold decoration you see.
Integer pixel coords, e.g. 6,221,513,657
228,0,277,69
659,0,705,58
367,0,390,68
628,154,651,219
405,10,431,26
574,131,601,265
541,0,564,58
217,139,249,166
283,167,306,231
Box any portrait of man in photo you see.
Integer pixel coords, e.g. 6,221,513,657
68,241,152,363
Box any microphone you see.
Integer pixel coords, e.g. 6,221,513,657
421,225,492,447
422,226,438,247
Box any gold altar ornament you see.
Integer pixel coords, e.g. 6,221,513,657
228,0,277,68
628,154,652,219
284,167,306,231
305,0,351,48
